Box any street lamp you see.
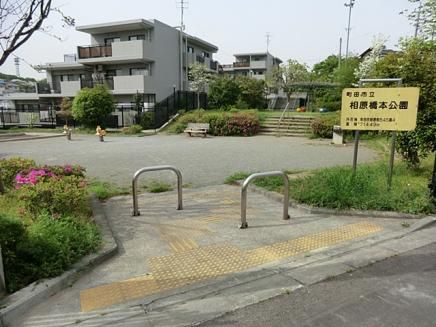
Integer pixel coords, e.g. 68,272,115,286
344,0,356,59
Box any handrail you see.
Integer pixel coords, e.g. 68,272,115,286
132,165,183,216
240,171,290,229
277,102,289,137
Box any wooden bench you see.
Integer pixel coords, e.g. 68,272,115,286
184,123,210,138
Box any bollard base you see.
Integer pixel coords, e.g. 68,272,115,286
283,214,290,220
239,222,248,229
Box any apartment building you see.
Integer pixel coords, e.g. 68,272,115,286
1,18,218,114
220,52,282,80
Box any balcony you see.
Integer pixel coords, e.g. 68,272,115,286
78,45,112,59
80,78,114,90
113,75,155,94
233,61,250,68
60,81,81,96
250,60,267,69
77,40,153,64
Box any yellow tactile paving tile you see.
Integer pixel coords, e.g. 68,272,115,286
80,222,382,312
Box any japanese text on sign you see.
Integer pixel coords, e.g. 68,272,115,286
341,87,419,131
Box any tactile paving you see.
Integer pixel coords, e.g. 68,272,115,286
80,221,382,312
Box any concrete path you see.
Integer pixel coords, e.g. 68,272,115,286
12,185,432,327
0,134,377,187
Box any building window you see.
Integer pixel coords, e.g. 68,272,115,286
129,35,145,41
106,70,117,78
104,37,121,45
130,64,152,76
202,51,210,58
187,46,194,53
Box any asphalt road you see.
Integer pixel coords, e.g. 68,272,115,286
0,134,377,187
199,242,436,327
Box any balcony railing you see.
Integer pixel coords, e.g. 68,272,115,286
80,78,114,90
233,62,250,68
78,45,112,59
36,83,60,94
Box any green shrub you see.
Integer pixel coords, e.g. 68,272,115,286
169,110,260,136
310,114,340,138
0,157,36,188
2,212,100,292
139,112,154,130
122,124,143,135
18,176,89,217
72,85,114,128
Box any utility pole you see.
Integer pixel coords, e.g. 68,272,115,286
177,0,188,91
14,57,20,77
266,32,271,54
338,37,343,69
344,0,356,59
414,0,423,37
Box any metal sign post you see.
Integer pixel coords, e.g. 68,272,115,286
341,78,421,190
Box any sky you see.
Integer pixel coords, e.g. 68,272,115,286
0,0,417,79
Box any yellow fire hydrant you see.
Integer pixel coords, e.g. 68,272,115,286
95,125,107,142
63,125,72,141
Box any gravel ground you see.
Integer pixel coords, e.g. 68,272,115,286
0,134,377,187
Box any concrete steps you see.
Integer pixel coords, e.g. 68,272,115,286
259,116,314,137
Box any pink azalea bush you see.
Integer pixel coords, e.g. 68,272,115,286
15,169,56,188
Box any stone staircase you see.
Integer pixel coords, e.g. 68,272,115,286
259,116,314,137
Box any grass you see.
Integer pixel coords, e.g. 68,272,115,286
224,171,251,185
224,158,434,215
88,180,129,200
145,180,173,193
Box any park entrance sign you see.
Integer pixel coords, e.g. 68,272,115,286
341,79,420,190
341,87,420,131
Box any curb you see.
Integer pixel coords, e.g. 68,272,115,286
0,134,65,143
237,181,426,219
0,196,118,327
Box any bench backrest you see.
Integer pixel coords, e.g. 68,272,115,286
187,123,210,130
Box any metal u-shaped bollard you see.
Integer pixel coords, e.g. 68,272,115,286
132,165,183,216
240,171,290,229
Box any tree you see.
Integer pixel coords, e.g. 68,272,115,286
375,38,435,167
0,0,74,66
269,59,310,106
189,63,211,109
57,97,73,126
72,85,114,128
235,76,266,109
208,77,240,109
333,56,360,88
401,0,436,40
312,55,340,82
355,35,388,80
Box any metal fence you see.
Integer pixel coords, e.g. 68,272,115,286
149,90,207,129
0,107,57,128
0,91,207,130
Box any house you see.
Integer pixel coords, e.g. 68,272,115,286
0,18,219,127
219,52,282,80
359,46,397,60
